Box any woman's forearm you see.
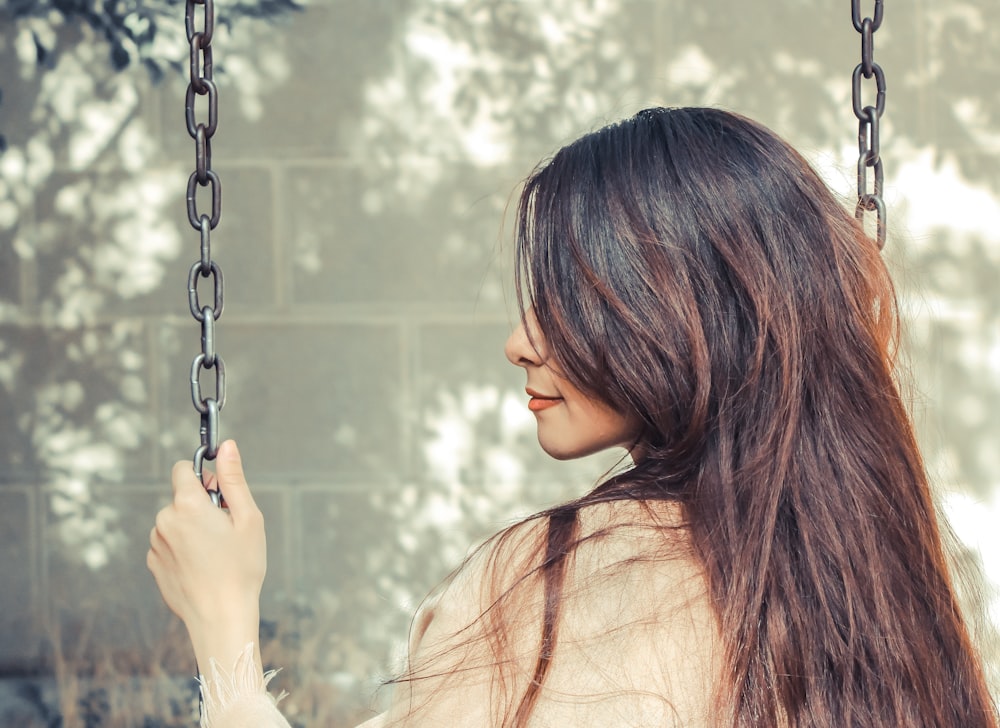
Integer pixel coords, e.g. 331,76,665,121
189,608,262,682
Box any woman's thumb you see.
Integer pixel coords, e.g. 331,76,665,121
215,440,255,513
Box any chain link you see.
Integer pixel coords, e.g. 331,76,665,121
186,0,225,507
851,0,887,249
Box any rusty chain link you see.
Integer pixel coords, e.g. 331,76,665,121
185,0,225,507
852,0,887,249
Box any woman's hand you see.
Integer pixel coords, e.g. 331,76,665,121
147,439,266,670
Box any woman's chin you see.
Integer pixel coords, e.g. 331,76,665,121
537,436,630,462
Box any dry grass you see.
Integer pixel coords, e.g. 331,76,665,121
8,598,393,726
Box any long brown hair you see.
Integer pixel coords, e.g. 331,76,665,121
505,107,997,726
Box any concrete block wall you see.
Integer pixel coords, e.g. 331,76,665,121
2,0,999,723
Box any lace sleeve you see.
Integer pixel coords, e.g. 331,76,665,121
198,643,291,728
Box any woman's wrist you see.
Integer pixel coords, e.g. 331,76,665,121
188,607,262,676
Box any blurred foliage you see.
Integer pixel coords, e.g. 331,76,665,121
0,0,300,150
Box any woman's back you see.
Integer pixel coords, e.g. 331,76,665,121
391,500,722,727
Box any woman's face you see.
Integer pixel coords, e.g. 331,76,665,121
504,309,641,460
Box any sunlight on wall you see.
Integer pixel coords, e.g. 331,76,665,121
898,152,1000,241
360,0,638,179
892,151,1000,625
665,45,722,92
3,1,1000,722
945,492,1000,624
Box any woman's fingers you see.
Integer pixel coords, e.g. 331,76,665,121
213,440,259,521
152,440,266,632
171,459,225,510
171,446,250,512
171,459,206,502
149,524,160,551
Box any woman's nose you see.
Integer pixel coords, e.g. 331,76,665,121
504,318,542,368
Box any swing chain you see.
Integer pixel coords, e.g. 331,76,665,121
852,0,887,249
186,0,225,507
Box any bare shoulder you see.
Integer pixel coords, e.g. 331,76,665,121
570,499,710,610
385,500,720,726
414,512,551,654
380,515,551,726
421,499,701,638
555,501,721,722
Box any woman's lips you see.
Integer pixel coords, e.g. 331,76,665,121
526,388,561,412
528,396,562,412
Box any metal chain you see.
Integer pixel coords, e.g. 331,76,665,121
186,0,225,507
852,0,887,249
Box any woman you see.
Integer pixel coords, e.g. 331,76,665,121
148,107,998,727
